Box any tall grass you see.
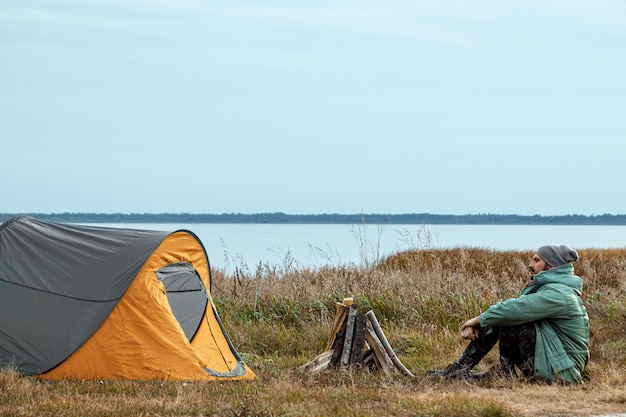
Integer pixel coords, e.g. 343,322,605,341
2,247,626,416
212,245,626,399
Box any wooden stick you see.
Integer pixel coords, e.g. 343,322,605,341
329,315,348,367
349,312,366,365
324,302,350,351
300,350,333,372
364,319,396,374
340,305,358,366
365,311,414,377
365,310,414,377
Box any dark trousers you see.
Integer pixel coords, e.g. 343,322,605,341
459,323,536,378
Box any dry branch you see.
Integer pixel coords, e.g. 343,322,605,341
366,310,414,377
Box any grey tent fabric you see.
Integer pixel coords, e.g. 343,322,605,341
0,216,169,375
156,262,208,341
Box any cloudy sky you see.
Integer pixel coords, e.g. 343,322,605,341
2,1,625,216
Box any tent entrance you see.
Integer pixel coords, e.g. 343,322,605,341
156,262,208,341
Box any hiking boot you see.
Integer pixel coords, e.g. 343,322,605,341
426,362,471,379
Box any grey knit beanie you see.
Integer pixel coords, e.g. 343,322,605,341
536,244,579,267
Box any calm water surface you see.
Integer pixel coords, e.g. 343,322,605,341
82,223,626,270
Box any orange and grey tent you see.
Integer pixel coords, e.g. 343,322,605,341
0,216,255,380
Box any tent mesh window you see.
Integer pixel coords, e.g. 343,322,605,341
156,262,208,341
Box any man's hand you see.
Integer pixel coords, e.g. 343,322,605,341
460,316,481,341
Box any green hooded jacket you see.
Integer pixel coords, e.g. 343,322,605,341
479,264,590,383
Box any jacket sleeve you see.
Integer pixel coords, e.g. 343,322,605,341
480,285,569,327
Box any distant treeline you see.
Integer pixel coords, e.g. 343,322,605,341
2,212,626,225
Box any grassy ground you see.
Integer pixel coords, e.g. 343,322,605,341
2,248,626,416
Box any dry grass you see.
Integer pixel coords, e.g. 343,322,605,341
2,248,626,416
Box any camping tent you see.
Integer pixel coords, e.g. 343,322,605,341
0,216,255,381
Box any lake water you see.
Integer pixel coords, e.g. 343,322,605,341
82,223,626,270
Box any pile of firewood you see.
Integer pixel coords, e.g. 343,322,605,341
301,298,414,377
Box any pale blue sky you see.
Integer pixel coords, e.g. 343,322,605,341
2,1,625,216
